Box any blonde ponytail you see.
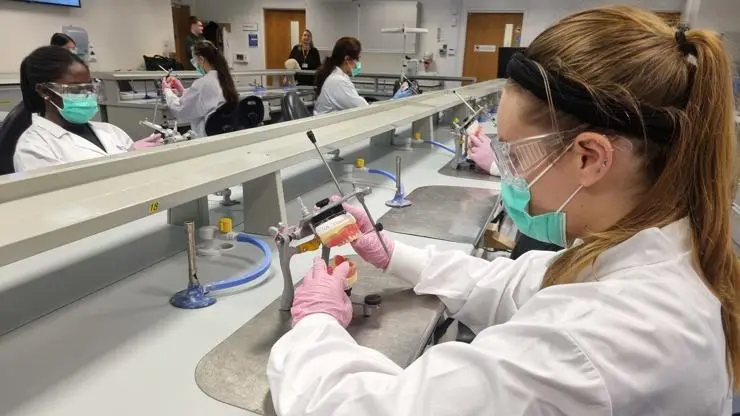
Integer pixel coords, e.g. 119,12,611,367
521,6,740,387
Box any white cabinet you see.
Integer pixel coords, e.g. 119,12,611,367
307,0,419,54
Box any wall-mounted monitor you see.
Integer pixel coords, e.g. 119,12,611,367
15,0,81,7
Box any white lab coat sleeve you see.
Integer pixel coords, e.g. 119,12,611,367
335,77,369,110
387,242,555,332
267,313,611,416
164,84,208,122
13,133,62,172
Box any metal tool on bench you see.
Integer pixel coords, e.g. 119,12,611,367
139,119,196,144
267,130,390,316
451,90,487,171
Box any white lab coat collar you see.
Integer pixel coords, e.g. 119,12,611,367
583,218,693,280
331,66,349,80
30,114,109,155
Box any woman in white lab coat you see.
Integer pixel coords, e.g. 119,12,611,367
313,37,369,115
267,6,740,415
13,46,163,173
163,40,239,138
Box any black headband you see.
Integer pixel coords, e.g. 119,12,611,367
506,52,678,143
675,24,697,57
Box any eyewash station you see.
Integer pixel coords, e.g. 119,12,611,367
0,79,506,415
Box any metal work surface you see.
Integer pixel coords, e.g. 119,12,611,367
379,185,498,245
437,157,500,182
194,256,442,415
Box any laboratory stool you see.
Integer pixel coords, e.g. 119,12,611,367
0,103,31,175
280,91,311,121
237,95,265,128
205,103,241,136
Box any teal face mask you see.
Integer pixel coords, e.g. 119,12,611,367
51,92,99,124
351,61,362,77
191,58,206,76
500,150,582,247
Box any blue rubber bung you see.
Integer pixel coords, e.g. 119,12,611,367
385,192,412,208
170,282,217,309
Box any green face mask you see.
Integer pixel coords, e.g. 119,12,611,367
51,92,99,124
191,58,206,76
500,153,582,248
351,61,362,77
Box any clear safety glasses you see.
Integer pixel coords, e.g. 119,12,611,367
491,126,588,189
42,81,99,98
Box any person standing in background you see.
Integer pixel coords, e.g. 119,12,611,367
288,29,321,86
183,16,204,70
50,33,76,51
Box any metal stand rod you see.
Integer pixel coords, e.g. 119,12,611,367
453,90,477,114
185,221,199,286
395,156,403,195
307,131,345,197
356,194,391,257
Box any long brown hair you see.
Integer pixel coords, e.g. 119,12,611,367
193,40,239,108
315,37,361,95
520,6,740,385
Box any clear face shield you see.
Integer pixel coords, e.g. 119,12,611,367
490,126,588,190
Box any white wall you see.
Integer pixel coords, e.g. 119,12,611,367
193,0,306,71
193,0,738,76
695,0,740,61
0,0,175,74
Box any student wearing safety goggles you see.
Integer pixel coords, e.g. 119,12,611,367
267,6,740,415
13,46,162,172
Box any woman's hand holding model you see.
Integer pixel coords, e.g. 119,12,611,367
329,195,394,270
467,123,500,176
292,196,394,328
291,257,353,328
131,133,164,150
163,76,185,96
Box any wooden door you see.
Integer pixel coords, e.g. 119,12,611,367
172,5,192,65
463,13,524,82
264,9,306,72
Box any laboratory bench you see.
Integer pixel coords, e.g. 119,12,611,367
0,123,500,415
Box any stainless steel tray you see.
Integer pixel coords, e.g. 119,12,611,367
194,256,443,415
379,185,499,245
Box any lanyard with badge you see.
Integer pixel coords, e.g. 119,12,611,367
301,47,309,69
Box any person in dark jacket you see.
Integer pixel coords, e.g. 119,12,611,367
288,29,321,86
183,16,204,69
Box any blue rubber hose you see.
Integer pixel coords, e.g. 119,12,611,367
422,140,455,154
204,233,272,292
367,168,404,195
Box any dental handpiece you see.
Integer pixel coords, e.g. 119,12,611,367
305,131,391,258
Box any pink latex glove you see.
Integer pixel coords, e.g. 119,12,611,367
291,257,353,328
131,133,164,150
330,195,395,271
163,76,185,96
468,132,499,176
